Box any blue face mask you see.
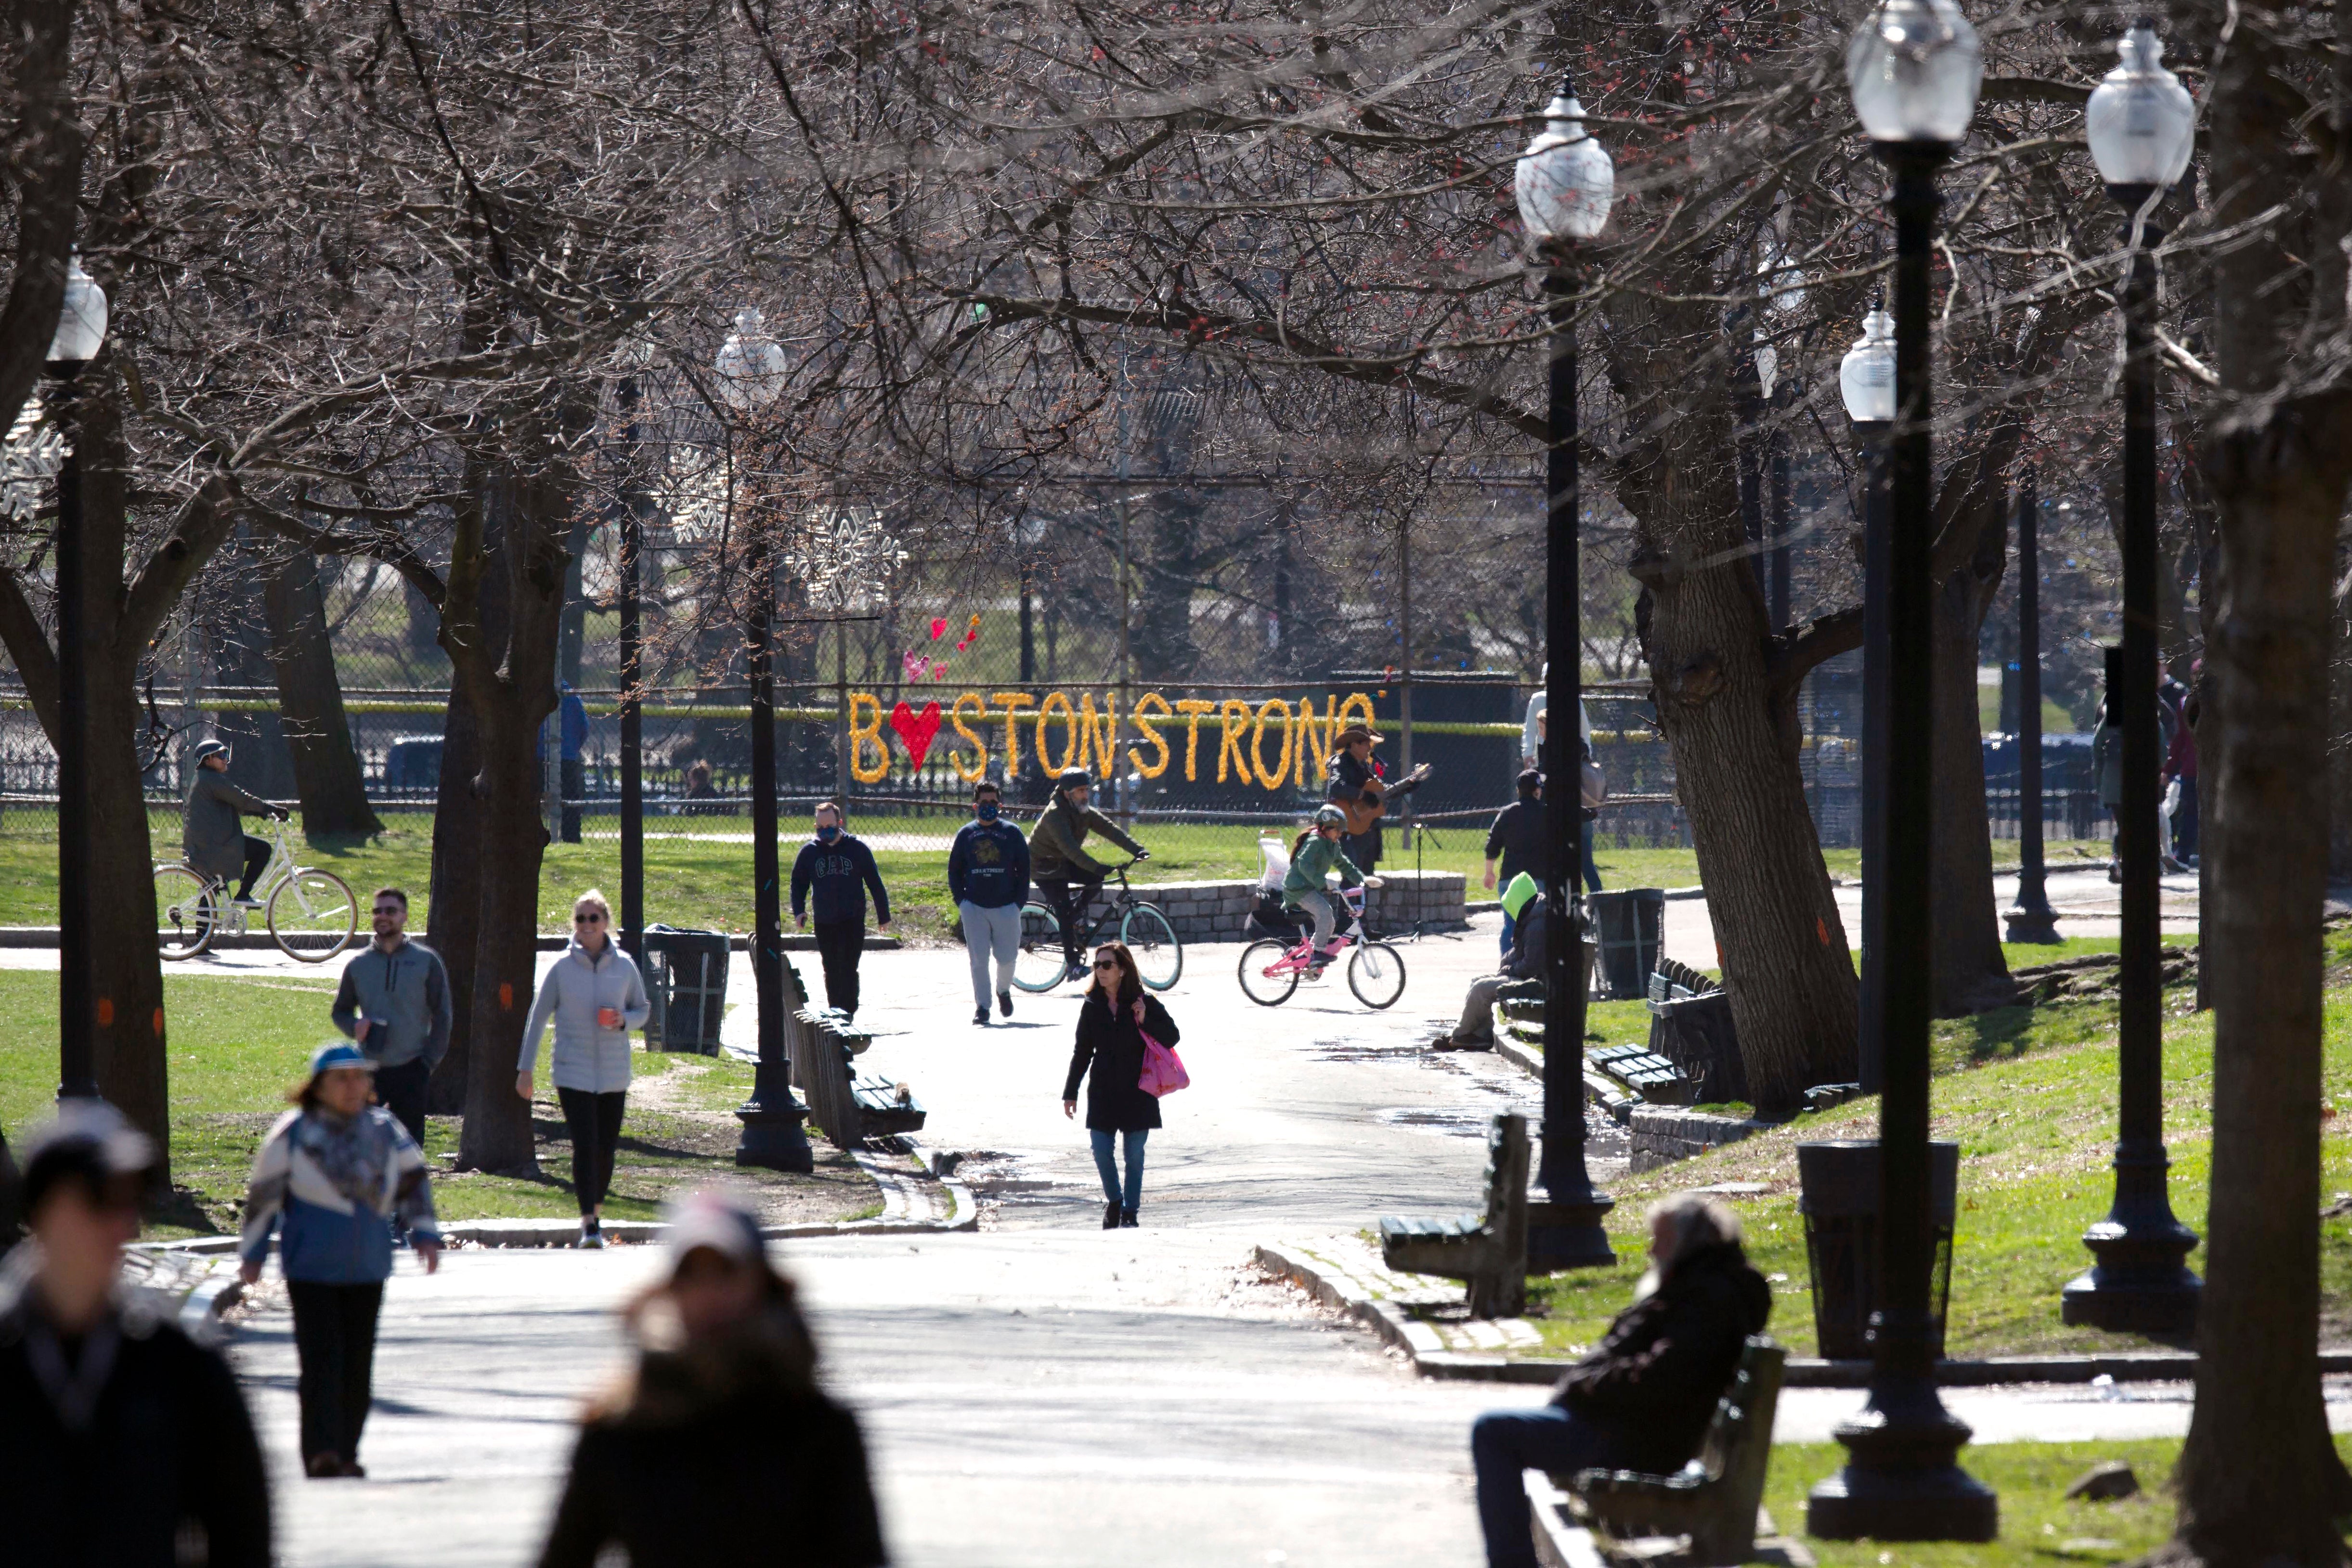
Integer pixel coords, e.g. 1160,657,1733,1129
977,802,1000,821
817,824,841,842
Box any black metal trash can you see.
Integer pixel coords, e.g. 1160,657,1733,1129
1797,1139,1961,1361
1588,888,1665,1001
641,924,731,1054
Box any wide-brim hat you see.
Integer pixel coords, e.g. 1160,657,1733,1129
1336,723,1384,746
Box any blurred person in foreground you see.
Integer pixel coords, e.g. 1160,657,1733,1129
537,1190,886,1568
0,1103,270,1566
240,1043,442,1478
1468,1194,1768,1568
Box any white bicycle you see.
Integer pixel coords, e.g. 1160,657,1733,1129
154,817,358,962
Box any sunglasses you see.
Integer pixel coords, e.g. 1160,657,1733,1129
1092,958,1118,970
574,913,606,924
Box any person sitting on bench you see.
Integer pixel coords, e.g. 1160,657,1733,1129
1435,875,1548,1050
1468,1194,1769,1568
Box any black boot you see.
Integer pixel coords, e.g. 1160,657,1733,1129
1102,1201,1121,1229
1119,1209,1139,1228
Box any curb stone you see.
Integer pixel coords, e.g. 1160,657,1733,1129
1256,1236,2352,1387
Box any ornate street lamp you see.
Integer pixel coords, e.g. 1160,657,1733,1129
1515,70,1615,1271
2004,469,2061,946
1807,0,1997,1542
49,251,108,1105
718,307,813,1173
2063,18,2201,1334
1839,299,1895,1097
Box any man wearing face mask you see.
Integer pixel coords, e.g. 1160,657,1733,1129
791,802,891,1019
948,779,1030,1025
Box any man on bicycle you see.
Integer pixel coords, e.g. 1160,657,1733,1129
1028,765,1147,983
184,739,288,907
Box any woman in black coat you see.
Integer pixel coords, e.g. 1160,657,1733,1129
1061,941,1179,1229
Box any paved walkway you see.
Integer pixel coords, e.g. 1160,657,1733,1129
210,919,2351,1567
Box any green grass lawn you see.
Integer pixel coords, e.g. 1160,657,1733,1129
1513,932,2350,1361
0,971,876,1239
1761,1438,2352,1567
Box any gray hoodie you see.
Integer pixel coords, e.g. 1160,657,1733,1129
331,937,453,1070
518,938,650,1094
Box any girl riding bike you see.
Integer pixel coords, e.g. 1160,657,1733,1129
1283,805,1373,977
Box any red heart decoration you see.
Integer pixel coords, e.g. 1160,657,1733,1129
889,700,944,769
929,617,949,641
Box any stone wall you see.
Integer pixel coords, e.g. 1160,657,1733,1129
1629,1106,1773,1173
1091,869,1468,944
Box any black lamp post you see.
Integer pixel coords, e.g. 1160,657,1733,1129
1839,299,1895,1097
1807,0,1997,1541
2061,18,2201,1333
1515,70,1616,1271
716,308,814,1173
615,361,647,960
2005,471,2060,944
47,252,106,1104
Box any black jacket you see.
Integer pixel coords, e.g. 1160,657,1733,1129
1504,895,1553,981
1551,1240,1771,1474
792,836,890,927
1485,799,1546,888
539,1308,884,1568
1062,983,1181,1132
0,1290,272,1568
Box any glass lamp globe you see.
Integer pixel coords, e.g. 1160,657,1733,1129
46,252,108,366
2085,20,2196,189
1840,300,1898,424
714,307,787,414
1514,74,1615,243
1845,0,1983,144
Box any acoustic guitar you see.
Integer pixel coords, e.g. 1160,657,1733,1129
1336,762,1432,836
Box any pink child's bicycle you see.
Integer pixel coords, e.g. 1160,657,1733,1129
1237,883,1407,1009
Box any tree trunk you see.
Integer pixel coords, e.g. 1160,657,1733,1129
2329,526,2352,885
2174,421,2352,1566
86,673,168,1164
1928,502,2014,1016
1608,272,1858,1116
262,550,382,841
2161,4,2352,1557
426,681,485,1116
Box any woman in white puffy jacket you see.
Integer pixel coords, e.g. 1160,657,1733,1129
516,889,650,1247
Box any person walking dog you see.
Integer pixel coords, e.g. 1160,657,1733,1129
239,1043,443,1479
1061,942,1180,1229
330,887,451,1147
535,1191,886,1568
949,779,1030,1025
2,1103,272,1565
791,802,892,1019
183,738,288,907
517,890,650,1249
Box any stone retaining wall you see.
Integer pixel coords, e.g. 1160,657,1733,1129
1629,1106,1774,1173
1060,869,1468,944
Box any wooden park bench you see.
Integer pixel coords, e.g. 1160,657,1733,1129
1588,1041,1697,1105
788,1002,927,1150
1554,1336,1786,1566
1377,1113,1529,1319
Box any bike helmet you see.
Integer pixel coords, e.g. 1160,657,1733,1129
1312,804,1348,830
1055,765,1092,793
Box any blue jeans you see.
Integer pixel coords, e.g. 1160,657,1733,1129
1581,821,1603,894
1090,1128,1147,1212
1499,909,1516,957
1471,1406,1634,1568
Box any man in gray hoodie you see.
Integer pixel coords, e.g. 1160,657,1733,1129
330,887,452,1145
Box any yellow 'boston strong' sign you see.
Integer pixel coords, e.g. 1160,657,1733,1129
842,690,1378,791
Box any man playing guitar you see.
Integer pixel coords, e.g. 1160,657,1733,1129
1324,723,1431,874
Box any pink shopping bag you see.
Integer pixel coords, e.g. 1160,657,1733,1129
1138,1029,1190,1097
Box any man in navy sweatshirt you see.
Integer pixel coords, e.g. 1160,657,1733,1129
947,779,1030,1025
791,802,891,1019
